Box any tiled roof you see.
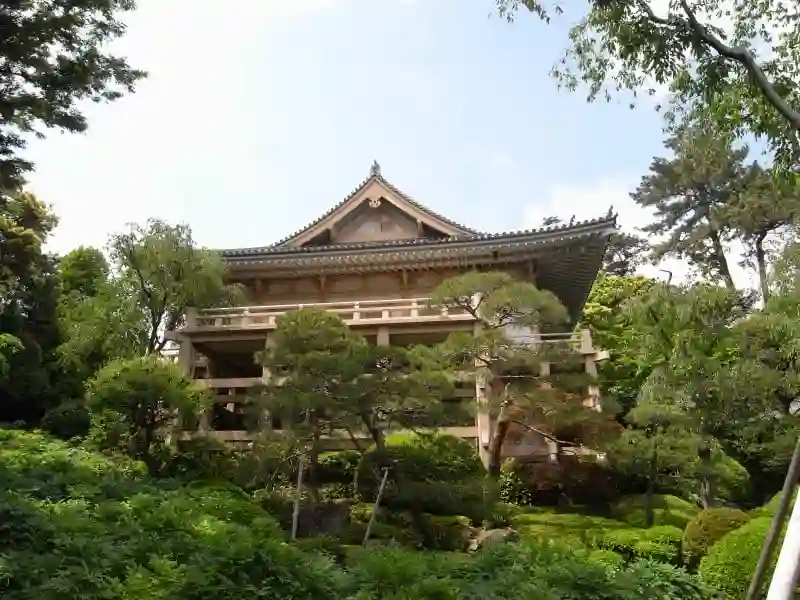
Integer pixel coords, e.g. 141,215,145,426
220,214,618,259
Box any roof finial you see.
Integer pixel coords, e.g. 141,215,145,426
370,160,381,177
606,205,614,218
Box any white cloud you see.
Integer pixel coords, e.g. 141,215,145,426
523,176,757,289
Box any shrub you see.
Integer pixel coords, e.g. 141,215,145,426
357,432,486,520
587,549,626,570
611,494,699,529
318,450,361,486
619,560,716,600
84,356,211,471
682,507,750,568
507,455,621,508
593,525,683,565
0,430,344,599
512,511,630,551
40,400,91,440
166,434,237,481
698,516,780,599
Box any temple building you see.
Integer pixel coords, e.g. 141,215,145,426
172,162,616,461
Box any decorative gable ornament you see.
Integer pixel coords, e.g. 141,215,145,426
368,197,382,209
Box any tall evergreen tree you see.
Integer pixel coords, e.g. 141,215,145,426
632,126,750,289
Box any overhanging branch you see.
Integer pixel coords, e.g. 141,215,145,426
677,0,800,131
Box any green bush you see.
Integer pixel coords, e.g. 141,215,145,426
357,432,486,520
611,494,699,529
166,434,237,481
344,540,714,600
512,511,630,550
0,429,344,599
593,525,684,565
698,516,779,599
682,507,750,568
317,450,361,485
619,560,716,599
751,488,798,518
505,455,621,508
587,549,626,570
40,400,91,440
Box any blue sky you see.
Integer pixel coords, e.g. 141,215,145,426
26,0,740,283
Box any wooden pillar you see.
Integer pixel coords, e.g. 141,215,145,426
177,336,195,378
377,326,390,346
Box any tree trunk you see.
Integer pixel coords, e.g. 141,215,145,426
645,448,658,528
487,408,511,477
708,229,736,290
698,444,715,509
308,427,320,505
755,232,770,302
484,404,511,510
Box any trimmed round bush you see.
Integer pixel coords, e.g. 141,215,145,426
611,494,699,529
357,432,486,520
698,516,779,599
682,507,750,568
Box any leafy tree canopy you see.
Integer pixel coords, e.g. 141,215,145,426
495,0,800,169
0,0,145,188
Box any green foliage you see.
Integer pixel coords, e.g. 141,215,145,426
698,516,781,599
109,219,236,353
85,356,211,471
508,455,621,508
40,399,92,440
512,511,631,551
682,507,750,568
619,560,716,600
587,549,625,570
594,525,684,565
345,540,714,599
0,191,64,424
611,495,699,530
495,0,800,170
257,308,454,498
318,450,362,485
0,430,343,600
581,273,655,414
165,435,238,482
58,247,109,298
0,0,145,188
358,432,486,520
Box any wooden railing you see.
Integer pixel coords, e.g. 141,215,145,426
186,297,475,331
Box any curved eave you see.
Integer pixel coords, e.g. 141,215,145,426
222,216,618,321
220,215,617,260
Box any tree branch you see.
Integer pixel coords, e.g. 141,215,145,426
677,0,800,131
636,0,670,25
510,419,580,448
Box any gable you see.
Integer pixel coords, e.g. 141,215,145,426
276,169,477,249
331,199,450,245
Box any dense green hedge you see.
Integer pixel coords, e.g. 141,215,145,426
611,494,699,529
511,511,683,565
682,507,750,568
697,516,780,599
